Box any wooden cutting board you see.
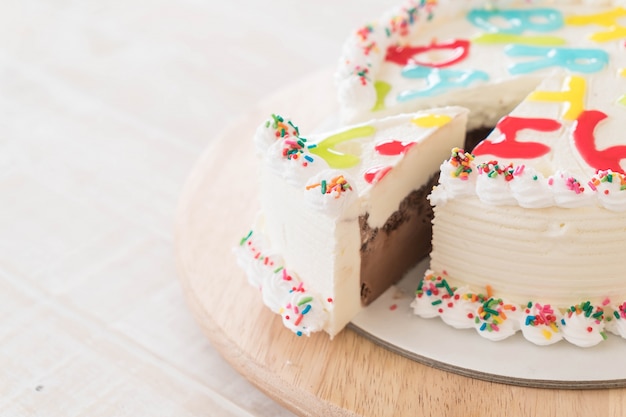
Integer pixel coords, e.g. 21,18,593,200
174,70,623,417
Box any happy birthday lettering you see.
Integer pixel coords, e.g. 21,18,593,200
466,8,564,34
398,66,489,100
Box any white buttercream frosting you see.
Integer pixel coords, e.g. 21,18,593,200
234,227,330,336
593,171,626,212
281,290,329,336
508,167,555,208
560,306,607,348
412,270,625,347
261,268,301,314
471,297,521,342
233,230,283,289
433,153,626,211
303,170,359,219
606,302,626,338
519,302,563,346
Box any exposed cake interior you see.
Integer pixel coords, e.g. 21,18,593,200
359,175,438,305
358,127,487,305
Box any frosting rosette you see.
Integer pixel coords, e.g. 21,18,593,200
439,286,481,329
336,70,377,117
412,272,451,319
559,302,607,348
429,148,478,205
519,302,563,346
255,114,327,186
304,170,358,218
606,301,626,339
592,170,626,212
549,171,596,208
508,167,555,208
234,230,283,289
412,272,478,329
261,267,301,314
281,291,328,337
475,161,519,206
471,296,521,342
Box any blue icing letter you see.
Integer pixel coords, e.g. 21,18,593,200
467,8,564,34
506,45,609,75
398,66,490,101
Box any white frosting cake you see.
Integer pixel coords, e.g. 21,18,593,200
236,0,626,346
236,109,468,337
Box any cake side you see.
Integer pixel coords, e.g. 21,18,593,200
417,162,626,347
417,69,626,347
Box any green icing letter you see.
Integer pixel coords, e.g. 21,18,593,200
372,81,392,112
473,33,566,46
310,126,377,169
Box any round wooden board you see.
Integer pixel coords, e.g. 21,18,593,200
175,70,625,417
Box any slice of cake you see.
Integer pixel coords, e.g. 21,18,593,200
236,108,468,337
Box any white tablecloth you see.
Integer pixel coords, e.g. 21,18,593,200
2,1,390,415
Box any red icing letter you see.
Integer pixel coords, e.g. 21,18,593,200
374,139,416,156
572,110,626,174
364,166,392,184
385,39,470,68
473,116,560,159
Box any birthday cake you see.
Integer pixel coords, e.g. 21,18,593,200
237,0,626,347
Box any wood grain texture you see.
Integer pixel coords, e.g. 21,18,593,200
175,70,624,417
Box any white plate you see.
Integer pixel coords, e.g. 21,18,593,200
349,259,626,389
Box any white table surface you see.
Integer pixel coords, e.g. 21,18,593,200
1,1,397,416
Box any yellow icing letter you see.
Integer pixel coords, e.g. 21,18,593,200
565,7,626,42
528,76,586,121
411,114,452,128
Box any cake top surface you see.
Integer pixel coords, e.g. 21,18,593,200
337,0,626,210
337,0,626,121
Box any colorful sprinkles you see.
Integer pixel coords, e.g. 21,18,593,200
266,114,317,167
413,272,626,346
306,175,353,199
444,151,626,203
347,0,441,85
354,65,372,86
235,229,329,337
590,169,626,194
477,160,517,181
448,148,474,180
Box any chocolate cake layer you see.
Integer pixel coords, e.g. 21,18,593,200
359,174,439,305
358,128,492,306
